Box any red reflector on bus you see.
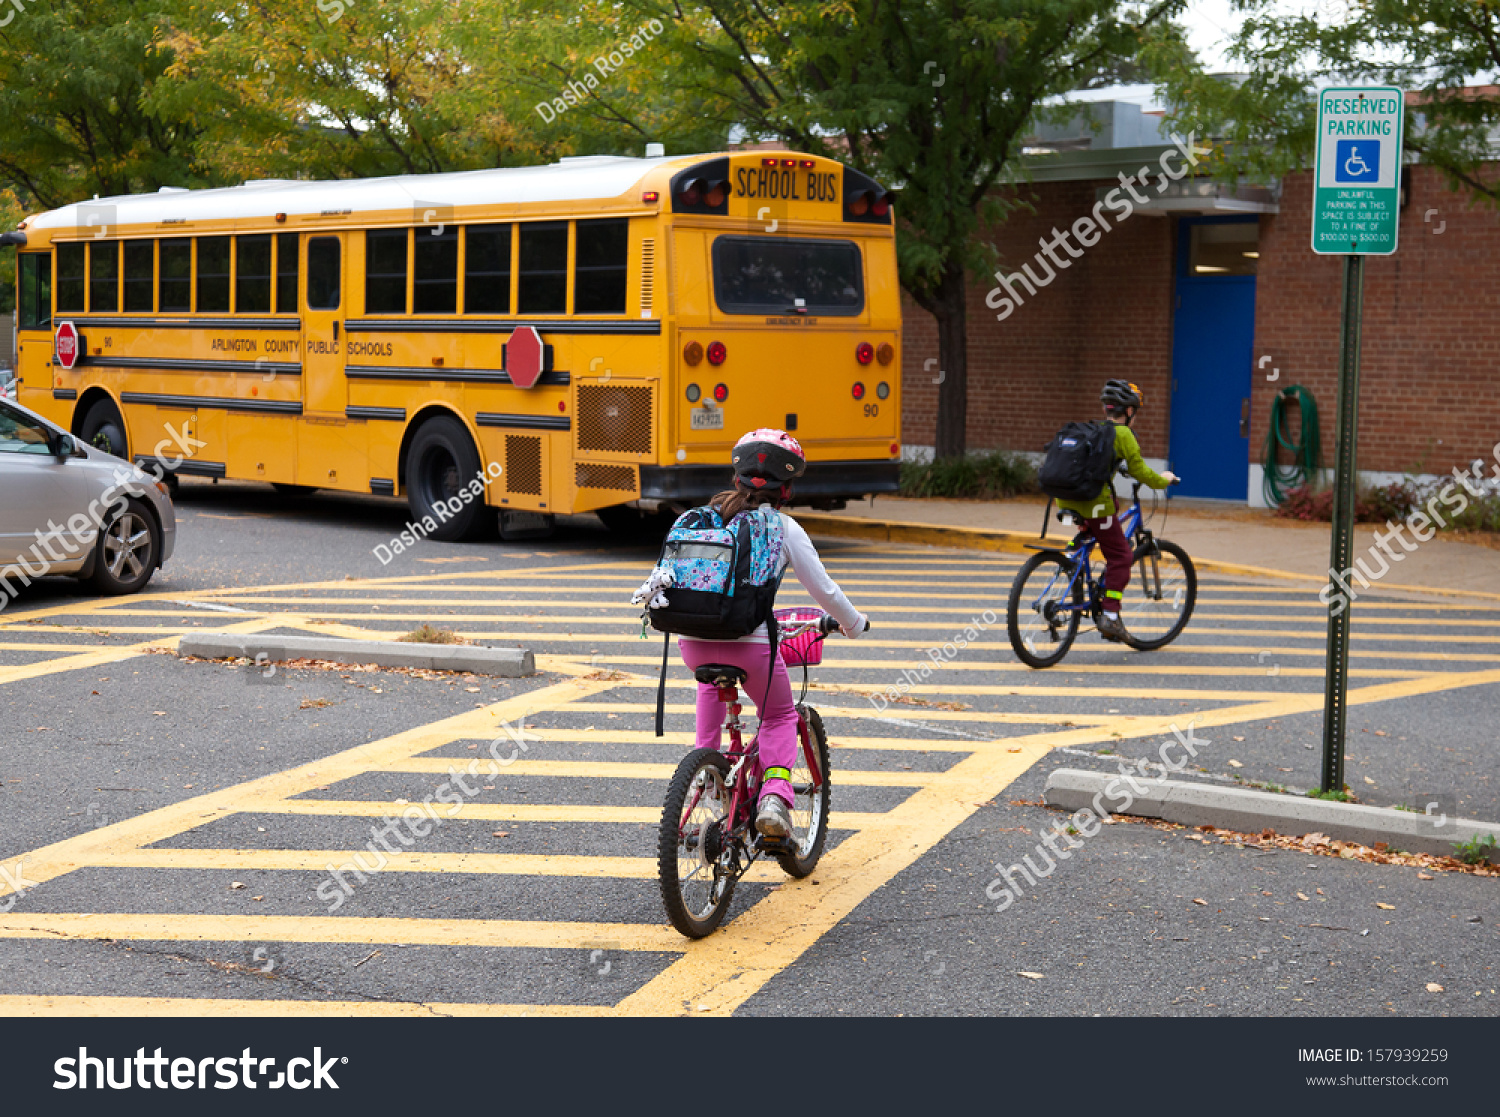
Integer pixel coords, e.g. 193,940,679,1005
642,191,659,202
855,342,874,365
852,382,866,400
713,382,728,402
707,341,727,367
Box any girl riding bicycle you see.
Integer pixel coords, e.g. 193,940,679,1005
674,429,866,841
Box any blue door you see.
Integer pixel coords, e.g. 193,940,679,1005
1168,216,1258,500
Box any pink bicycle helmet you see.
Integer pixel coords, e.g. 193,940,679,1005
732,428,806,490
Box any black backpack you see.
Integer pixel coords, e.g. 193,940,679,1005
1037,420,1117,502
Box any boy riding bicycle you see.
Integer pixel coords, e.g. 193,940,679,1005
1055,380,1177,643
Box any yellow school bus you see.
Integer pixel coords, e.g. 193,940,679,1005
4,151,901,539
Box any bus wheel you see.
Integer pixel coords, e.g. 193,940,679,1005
80,400,129,461
405,416,490,541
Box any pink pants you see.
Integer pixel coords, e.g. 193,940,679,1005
678,638,798,806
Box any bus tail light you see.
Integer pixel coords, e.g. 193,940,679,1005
683,341,703,366
876,342,894,365
843,166,894,224
680,180,702,206
852,382,865,400
855,342,874,365
871,193,891,217
713,383,728,402
850,192,870,218
704,181,727,208
707,341,727,366
671,157,731,215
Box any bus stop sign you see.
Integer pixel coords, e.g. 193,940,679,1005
1312,86,1404,255
506,326,544,389
54,321,81,370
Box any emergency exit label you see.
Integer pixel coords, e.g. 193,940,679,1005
1312,86,1404,255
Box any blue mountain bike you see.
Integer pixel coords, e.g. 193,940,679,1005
1006,474,1196,668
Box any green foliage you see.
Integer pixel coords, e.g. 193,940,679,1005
1444,491,1500,533
1306,786,1354,802
1453,832,1497,866
900,450,1038,500
1157,1,1500,208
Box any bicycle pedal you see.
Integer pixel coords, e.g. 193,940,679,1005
753,834,796,855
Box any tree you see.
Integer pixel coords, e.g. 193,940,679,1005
1154,0,1500,207
629,0,1185,458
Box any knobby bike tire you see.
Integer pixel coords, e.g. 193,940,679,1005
658,748,736,938
1007,551,1084,669
1123,538,1197,650
777,705,832,878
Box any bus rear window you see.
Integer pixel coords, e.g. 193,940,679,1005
711,236,863,316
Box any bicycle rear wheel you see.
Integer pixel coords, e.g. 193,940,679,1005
1007,551,1084,668
658,748,737,938
777,705,831,878
1122,538,1196,650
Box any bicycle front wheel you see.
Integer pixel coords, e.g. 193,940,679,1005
1007,551,1084,668
658,748,736,938
1122,538,1196,650
777,705,831,878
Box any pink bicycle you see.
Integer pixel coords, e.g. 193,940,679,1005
657,608,866,938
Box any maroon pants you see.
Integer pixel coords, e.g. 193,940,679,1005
1082,513,1133,608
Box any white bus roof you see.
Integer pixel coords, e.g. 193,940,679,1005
26,154,703,232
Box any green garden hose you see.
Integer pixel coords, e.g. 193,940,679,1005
1262,385,1322,507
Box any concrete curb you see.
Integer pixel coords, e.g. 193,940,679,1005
795,511,1500,603
1042,768,1500,863
178,633,535,677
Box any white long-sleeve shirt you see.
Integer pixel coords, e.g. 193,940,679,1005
687,512,865,644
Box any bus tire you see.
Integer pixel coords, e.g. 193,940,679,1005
80,399,129,461
405,415,490,542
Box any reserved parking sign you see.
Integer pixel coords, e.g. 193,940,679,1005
1311,86,1404,255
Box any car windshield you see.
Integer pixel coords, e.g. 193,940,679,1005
711,236,864,316
0,406,54,454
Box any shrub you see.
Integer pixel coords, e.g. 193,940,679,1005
899,450,1038,500
1274,480,1418,524
1445,491,1500,533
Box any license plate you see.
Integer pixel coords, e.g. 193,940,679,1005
690,407,724,430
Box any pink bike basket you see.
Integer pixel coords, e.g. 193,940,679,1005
774,607,826,667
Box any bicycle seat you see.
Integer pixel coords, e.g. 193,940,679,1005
694,664,748,687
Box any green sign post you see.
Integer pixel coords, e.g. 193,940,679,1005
1311,86,1404,794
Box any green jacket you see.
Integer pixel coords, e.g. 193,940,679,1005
1055,422,1170,519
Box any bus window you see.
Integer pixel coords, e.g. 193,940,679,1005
89,242,120,314
159,239,191,311
574,218,628,314
17,253,51,330
518,222,567,314
413,226,457,314
276,232,298,313
464,224,511,314
307,237,341,309
123,241,154,312
197,237,232,312
711,236,864,316
56,242,86,313
365,229,407,314
237,234,272,314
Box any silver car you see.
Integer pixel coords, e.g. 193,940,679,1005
0,396,176,606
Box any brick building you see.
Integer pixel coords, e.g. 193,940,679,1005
898,100,1500,504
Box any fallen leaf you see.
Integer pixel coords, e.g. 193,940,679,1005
1374,730,1388,737
1376,902,1395,910
153,711,166,716
229,882,245,890
394,798,409,805
1228,760,1244,768
1007,748,1022,753
1233,736,1245,742
1192,898,1207,906
1426,982,1444,993
1417,872,1434,881
492,831,510,838
1296,892,1309,901
252,896,264,902
1364,777,1376,785
1017,971,1044,980
465,687,481,693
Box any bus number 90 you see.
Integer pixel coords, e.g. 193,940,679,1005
863,403,879,418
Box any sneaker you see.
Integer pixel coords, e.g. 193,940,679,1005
1097,612,1130,643
755,794,794,840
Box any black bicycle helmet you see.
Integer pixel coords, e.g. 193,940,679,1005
731,427,806,490
1100,379,1144,411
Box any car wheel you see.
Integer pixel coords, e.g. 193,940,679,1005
80,400,129,461
89,499,160,595
405,415,491,541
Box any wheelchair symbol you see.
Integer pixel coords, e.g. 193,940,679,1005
1334,140,1379,183
1344,148,1370,177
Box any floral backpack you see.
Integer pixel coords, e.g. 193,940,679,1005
632,504,786,734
